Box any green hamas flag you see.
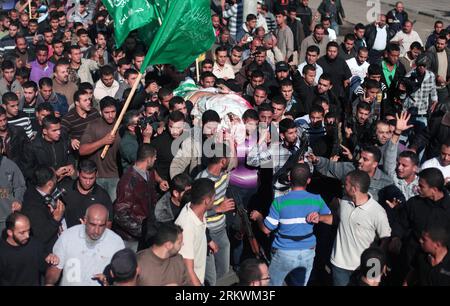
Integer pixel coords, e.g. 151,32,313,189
102,0,156,48
138,0,168,47
139,0,215,73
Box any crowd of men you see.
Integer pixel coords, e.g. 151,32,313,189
0,0,449,287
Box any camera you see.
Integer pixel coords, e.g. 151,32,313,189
138,113,159,131
44,188,66,209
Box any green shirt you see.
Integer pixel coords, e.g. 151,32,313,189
382,61,397,88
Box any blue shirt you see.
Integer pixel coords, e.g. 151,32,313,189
264,190,331,250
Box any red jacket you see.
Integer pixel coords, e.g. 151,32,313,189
113,167,157,241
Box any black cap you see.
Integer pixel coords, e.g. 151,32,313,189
110,248,137,281
275,61,289,72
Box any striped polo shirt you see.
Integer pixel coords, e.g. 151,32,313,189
264,190,331,250
8,112,34,139
196,169,230,230
61,108,101,140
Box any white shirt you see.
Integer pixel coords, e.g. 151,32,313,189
327,28,337,42
297,62,323,85
373,25,388,51
53,225,125,286
346,57,370,81
421,158,450,181
212,62,235,80
390,30,423,56
93,79,120,102
331,194,391,270
175,203,207,284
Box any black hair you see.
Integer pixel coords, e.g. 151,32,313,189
5,212,28,231
368,64,382,76
237,258,265,285
362,145,382,163
418,168,445,192
398,150,419,166
1,59,15,71
168,110,186,123
36,102,54,113
346,170,370,193
99,96,117,111
279,118,296,134
168,96,185,110
202,109,220,125
32,166,55,188
359,247,387,277
38,77,52,88
153,223,183,246
302,64,316,75
242,109,259,121
2,92,18,105
42,114,61,129
78,159,97,174
290,163,311,187
306,45,320,55
136,144,157,162
170,173,193,193
190,178,215,206
356,101,371,112
99,65,115,77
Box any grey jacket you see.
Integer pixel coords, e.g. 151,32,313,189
315,157,394,201
0,156,26,232
383,139,420,201
154,192,175,223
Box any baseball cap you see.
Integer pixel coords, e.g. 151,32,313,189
110,248,138,281
276,61,289,72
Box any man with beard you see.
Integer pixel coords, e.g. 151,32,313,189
292,64,317,116
79,97,121,201
312,73,341,116
114,144,158,252
0,213,59,285
428,35,450,110
8,35,34,66
45,204,125,286
36,77,69,117
0,59,22,100
19,81,38,122
52,59,78,107
344,102,375,153
317,41,352,104
299,25,329,63
390,20,422,57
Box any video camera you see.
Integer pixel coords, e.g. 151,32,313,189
44,188,66,209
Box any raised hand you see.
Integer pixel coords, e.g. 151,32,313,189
395,112,413,133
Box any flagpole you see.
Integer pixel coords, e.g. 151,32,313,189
100,2,165,159
28,0,32,19
196,58,200,83
100,72,143,159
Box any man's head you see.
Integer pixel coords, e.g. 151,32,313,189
136,144,157,170
420,225,449,254
190,178,215,210
158,87,173,110
153,223,184,257
2,92,19,117
215,46,228,67
207,143,231,171
35,44,49,65
33,166,57,194
377,14,387,28
250,70,265,89
408,41,422,59
170,173,193,203
357,47,369,65
237,258,270,286
279,118,298,145
109,248,139,285
84,204,109,241
375,121,392,145
42,114,61,142
43,28,54,45
133,51,146,71
359,247,387,283
321,17,331,30
5,212,31,246
303,64,316,86
253,85,268,106
211,14,220,29
385,43,401,65
403,20,413,34
38,77,54,101
271,96,287,122
364,79,380,102
1,60,16,85
242,109,259,135
246,14,257,31
69,45,82,64
358,146,381,174
313,25,325,42
275,11,287,27
309,104,325,128
76,28,90,46
280,79,294,102
436,34,448,53
254,47,267,66
200,71,216,88
77,159,98,192
326,41,339,60
167,111,186,140
305,45,320,65
74,89,92,114
230,46,243,65
19,13,29,28
317,74,333,94
418,168,445,198
354,23,366,40
53,59,70,84
100,97,117,125
258,103,273,124
355,102,371,125
345,169,371,197
202,110,220,138
35,102,54,125
99,65,115,88
8,21,19,38
343,34,356,52
15,35,27,53
290,163,311,188
440,140,450,167
396,150,419,180
275,61,289,81
395,1,404,12
0,105,8,132
52,39,64,57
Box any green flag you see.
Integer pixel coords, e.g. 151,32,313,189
139,0,215,73
102,0,157,48
137,0,169,47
